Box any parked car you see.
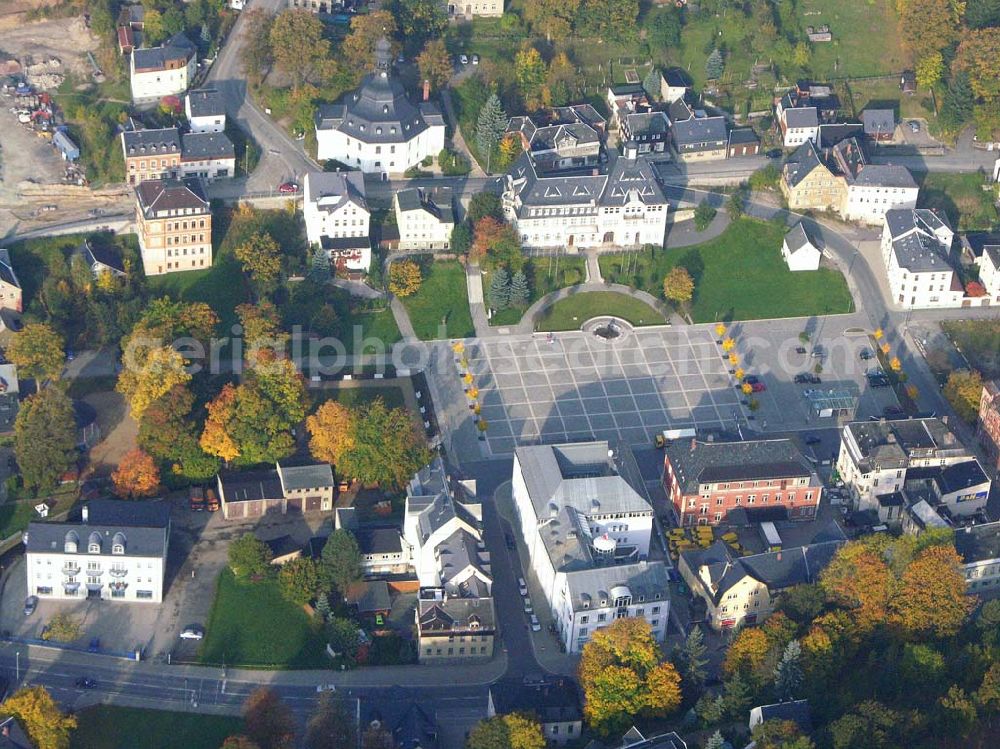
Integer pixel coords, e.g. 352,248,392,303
278,181,299,194
805,435,822,445
180,626,204,640
459,54,469,65
524,598,533,613
766,148,783,159
517,577,528,596
471,54,479,65
316,684,337,693
505,533,514,549
807,374,822,384
859,349,873,360
189,487,205,512
794,373,811,384
23,596,37,616
88,638,100,653
530,614,541,632
743,375,759,385
75,677,97,689
795,346,807,354
909,120,920,133
751,382,766,393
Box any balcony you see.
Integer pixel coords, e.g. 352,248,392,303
62,564,80,576
109,568,128,578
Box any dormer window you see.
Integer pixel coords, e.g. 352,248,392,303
112,532,126,555
88,531,102,554
64,530,79,554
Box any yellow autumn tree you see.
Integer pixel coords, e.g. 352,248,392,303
892,544,974,638
200,383,241,462
388,260,422,297
820,542,896,631
116,344,191,419
306,401,357,466
723,627,771,676
1,686,77,749
943,369,984,423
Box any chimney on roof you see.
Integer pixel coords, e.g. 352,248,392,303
423,79,430,102
82,505,89,524
690,438,697,452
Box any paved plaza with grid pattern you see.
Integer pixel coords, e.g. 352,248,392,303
464,328,742,455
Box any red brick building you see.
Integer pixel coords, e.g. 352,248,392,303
663,438,822,527
978,380,1000,472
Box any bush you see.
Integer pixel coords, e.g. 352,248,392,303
694,202,717,231
42,613,82,642
439,148,471,176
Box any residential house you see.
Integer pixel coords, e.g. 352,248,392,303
663,437,822,527
727,128,761,158
303,171,371,273
671,116,728,161
121,127,181,186
830,137,918,224
881,208,963,309
0,249,22,313
511,441,670,654
978,379,1000,471
265,535,303,565
550,103,606,134
180,131,235,181
488,678,582,746
507,119,603,173
977,245,1000,303
135,178,212,276
585,727,688,749
314,40,445,177
679,537,842,631
185,89,226,134
446,0,505,18
216,462,335,519
817,122,865,148
354,527,412,576
360,687,443,749
403,459,495,662
836,417,978,512
955,522,1000,595
749,700,813,733
780,140,845,211
502,151,668,251
606,83,651,129
25,500,171,603
78,238,126,279
346,580,391,616
900,71,917,95
621,112,670,156
901,498,952,536
393,187,454,251
863,109,896,142
779,106,820,147
129,32,196,103
0,363,20,434
781,222,822,271
659,68,690,104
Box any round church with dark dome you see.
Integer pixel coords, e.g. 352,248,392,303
314,39,446,177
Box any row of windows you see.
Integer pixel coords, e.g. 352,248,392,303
165,236,207,247
130,158,178,170
580,605,660,624
165,220,207,231
164,259,207,270
424,646,488,656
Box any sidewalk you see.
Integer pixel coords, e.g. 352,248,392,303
466,263,494,338
516,281,680,333
440,89,486,178
388,296,418,340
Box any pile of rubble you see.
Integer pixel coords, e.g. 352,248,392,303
24,57,63,90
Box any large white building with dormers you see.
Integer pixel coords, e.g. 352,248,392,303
25,500,171,603
511,442,670,654
303,171,371,273
314,39,445,177
502,150,669,250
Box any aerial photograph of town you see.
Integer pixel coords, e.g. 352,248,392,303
0,0,999,747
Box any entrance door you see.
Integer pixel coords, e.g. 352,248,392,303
603,231,614,244
87,587,101,600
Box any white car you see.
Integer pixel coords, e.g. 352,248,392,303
459,54,469,65
316,684,337,693
517,577,528,596
472,54,480,65
524,598,533,613
530,614,541,632
179,627,204,640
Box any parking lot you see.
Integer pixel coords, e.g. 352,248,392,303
464,317,900,456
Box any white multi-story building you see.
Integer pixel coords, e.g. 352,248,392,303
836,417,982,513
130,32,197,103
881,208,962,309
780,106,819,147
185,89,226,134
393,188,454,251
25,500,170,603
502,152,669,250
180,132,235,181
956,522,1000,596
511,442,670,654
826,138,918,225
447,0,504,17
303,171,371,273
978,245,1000,303
314,40,445,177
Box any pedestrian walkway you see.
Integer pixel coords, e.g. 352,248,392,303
515,282,683,333
330,278,384,300
389,297,418,340
584,250,602,283
466,263,493,338
440,89,486,178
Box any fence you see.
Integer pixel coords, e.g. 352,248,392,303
1,635,141,661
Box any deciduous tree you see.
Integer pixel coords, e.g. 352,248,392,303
386,0,447,49
724,627,771,677
954,28,1000,103
238,302,288,359
0,686,77,749
388,260,422,297
416,38,451,93
578,618,682,734
229,534,273,579
14,387,77,495
751,719,815,749
269,10,334,91
523,0,581,41
466,713,545,749
467,192,504,225
278,557,320,605
307,401,356,466
576,0,640,41
335,398,431,488
819,542,895,631
7,323,65,382
360,725,396,749
943,369,984,423
915,51,945,89
515,46,547,111
342,11,398,73
303,693,356,749
240,8,274,85
235,232,282,294
663,267,695,305
244,687,295,749
117,344,192,420
111,448,160,498
222,736,262,749
893,544,973,638
897,0,961,63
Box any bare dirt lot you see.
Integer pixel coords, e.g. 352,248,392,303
0,15,97,77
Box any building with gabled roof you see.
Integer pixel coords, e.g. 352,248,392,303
0,249,22,313
314,39,445,177
130,32,196,103
502,151,668,250
185,88,225,133
180,131,235,181
659,68,690,104
863,108,895,142
512,441,670,653
303,171,371,273
880,208,962,309
416,588,495,662
621,111,670,156
781,222,822,271
78,237,126,279
955,521,1000,596
135,178,211,276
749,700,813,733
663,436,822,527
121,127,181,186
488,678,582,745
780,139,845,212
393,187,455,250
679,538,842,630
216,462,335,519
976,245,1000,303
978,379,1000,471
671,116,728,161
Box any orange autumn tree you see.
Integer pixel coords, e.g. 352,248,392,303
893,544,974,639
200,383,241,463
111,448,161,499
470,216,506,262
723,626,771,676
819,541,896,631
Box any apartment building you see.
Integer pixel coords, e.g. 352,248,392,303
978,246,1000,303
303,171,371,273
511,442,670,654
506,118,603,174
129,32,197,103
122,128,181,186
25,500,171,603
955,522,1000,595
781,140,846,212
663,437,822,527
393,187,455,251
135,178,212,276
180,132,235,181
978,379,1000,471
881,208,962,309
671,116,728,161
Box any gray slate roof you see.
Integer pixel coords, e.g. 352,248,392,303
136,178,209,217
784,107,819,129
853,163,916,188
26,500,170,559
884,208,954,273
218,469,283,502
624,111,669,138
672,116,727,148
818,122,865,148
132,32,194,72
355,527,403,555
754,700,813,732
395,187,454,224
186,88,224,118
564,560,669,613
0,249,20,289
305,171,368,214
278,462,334,491
844,417,965,471
122,127,181,157
782,140,827,189
665,437,816,495
181,131,234,161
955,521,1000,564
984,245,1000,270
417,595,495,632
784,222,816,254
863,108,895,135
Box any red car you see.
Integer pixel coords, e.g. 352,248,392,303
751,382,766,393
278,181,299,194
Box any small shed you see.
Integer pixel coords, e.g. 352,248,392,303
53,128,79,161
781,222,822,271
266,534,303,565
900,71,916,95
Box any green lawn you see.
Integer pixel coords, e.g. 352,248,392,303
942,319,1000,379
485,255,588,326
535,291,665,332
599,218,854,323
146,253,249,333
0,490,78,542
340,307,402,355
919,173,998,232
199,569,327,668
841,78,935,123
71,706,242,749
314,384,406,411
399,260,475,340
